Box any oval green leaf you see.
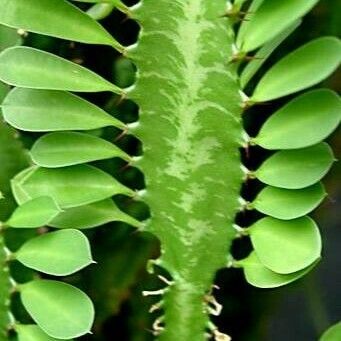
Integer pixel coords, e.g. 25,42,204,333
2,88,125,131
50,199,142,229
320,322,341,341
237,0,319,52
16,324,72,341
251,37,341,102
31,132,130,168
254,90,341,150
249,216,322,274
0,0,122,51
255,143,334,189
239,251,319,289
0,47,122,93
6,196,61,228
252,183,326,220
20,280,94,339
16,229,93,276
12,164,134,208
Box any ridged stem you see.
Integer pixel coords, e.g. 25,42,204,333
160,280,208,341
130,1,243,338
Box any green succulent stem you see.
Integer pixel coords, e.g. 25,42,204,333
160,280,209,341
130,1,243,338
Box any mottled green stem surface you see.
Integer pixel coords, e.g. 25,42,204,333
130,2,243,339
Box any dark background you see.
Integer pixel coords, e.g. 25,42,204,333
1,0,340,340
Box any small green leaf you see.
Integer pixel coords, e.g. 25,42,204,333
50,199,142,229
254,90,341,149
11,165,134,208
240,21,300,89
255,143,334,189
20,280,94,339
2,88,125,131
251,37,341,102
239,252,319,289
0,47,122,93
320,322,341,341
249,216,321,274
31,132,130,168
237,0,319,52
6,197,61,228
16,324,71,341
252,183,326,220
0,0,122,51
16,229,93,276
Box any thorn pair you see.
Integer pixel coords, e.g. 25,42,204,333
230,53,264,64
220,10,253,23
205,295,222,316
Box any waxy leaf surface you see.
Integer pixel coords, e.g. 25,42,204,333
253,183,326,220
31,132,130,167
240,252,319,289
2,88,125,131
16,229,93,276
0,0,122,50
256,143,334,189
0,47,121,93
238,0,319,52
12,165,133,208
51,199,142,229
249,216,322,274
6,196,61,228
254,90,341,149
251,37,341,102
16,324,71,341
20,280,94,339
